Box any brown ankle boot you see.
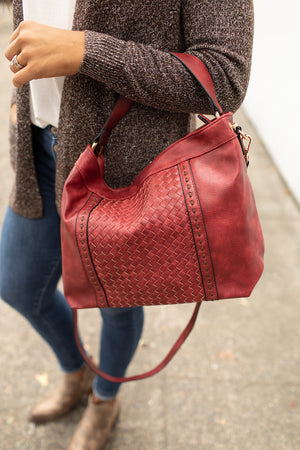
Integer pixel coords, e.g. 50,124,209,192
29,364,95,424
67,396,120,450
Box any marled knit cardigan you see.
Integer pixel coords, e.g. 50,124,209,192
10,0,254,219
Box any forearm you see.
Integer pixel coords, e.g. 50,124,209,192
79,0,254,113
7,0,254,114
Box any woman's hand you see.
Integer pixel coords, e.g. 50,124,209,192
5,20,85,88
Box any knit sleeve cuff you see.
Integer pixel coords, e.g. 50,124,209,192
79,30,127,85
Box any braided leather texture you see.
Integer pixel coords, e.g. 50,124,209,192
87,166,206,308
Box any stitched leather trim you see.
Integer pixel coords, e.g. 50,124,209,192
177,165,205,293
188,160,218,299
178,161,218,300
75,194,108,308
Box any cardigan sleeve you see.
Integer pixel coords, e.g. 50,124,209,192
78,0,254,114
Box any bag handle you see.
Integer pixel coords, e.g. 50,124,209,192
73,302,201,383
171,52,222,115
92,52,222,153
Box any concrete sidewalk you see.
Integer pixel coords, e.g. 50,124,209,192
0,9,299,450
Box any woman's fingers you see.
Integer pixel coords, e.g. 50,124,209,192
5,20,30,61
8,22,22,44
5,39,22,66
5,20,85,87
11,65,33,88
5,22,28,74
8,54,25,74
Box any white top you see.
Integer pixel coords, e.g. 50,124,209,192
22,0,77,128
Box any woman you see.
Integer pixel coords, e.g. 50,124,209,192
1,1,254,449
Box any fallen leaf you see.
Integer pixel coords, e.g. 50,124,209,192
28,423,36,435
139,338,147,348
240,299,249,307
219,349,235,360
34,373,49,387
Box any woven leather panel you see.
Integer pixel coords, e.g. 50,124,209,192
87,165,206,307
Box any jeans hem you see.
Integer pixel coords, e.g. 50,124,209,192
93,379,120,400
59,360,86,374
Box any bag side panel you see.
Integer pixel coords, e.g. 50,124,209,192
190,138,264,299
61,160,107,309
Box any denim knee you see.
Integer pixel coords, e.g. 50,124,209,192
0,250,61,319
0,259,20,309
0,263,37,315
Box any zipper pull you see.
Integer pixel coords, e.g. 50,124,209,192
230,123,252,167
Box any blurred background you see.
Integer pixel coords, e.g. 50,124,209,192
244,0,300,205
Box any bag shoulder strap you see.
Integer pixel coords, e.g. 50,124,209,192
73,302,201,383
81,54,217,381
171,52,222,114
92,52,222,153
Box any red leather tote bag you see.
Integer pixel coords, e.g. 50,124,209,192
61,53,264,382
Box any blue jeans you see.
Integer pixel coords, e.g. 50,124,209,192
0,124,144,399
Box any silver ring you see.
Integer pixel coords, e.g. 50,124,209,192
10,54,24,70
